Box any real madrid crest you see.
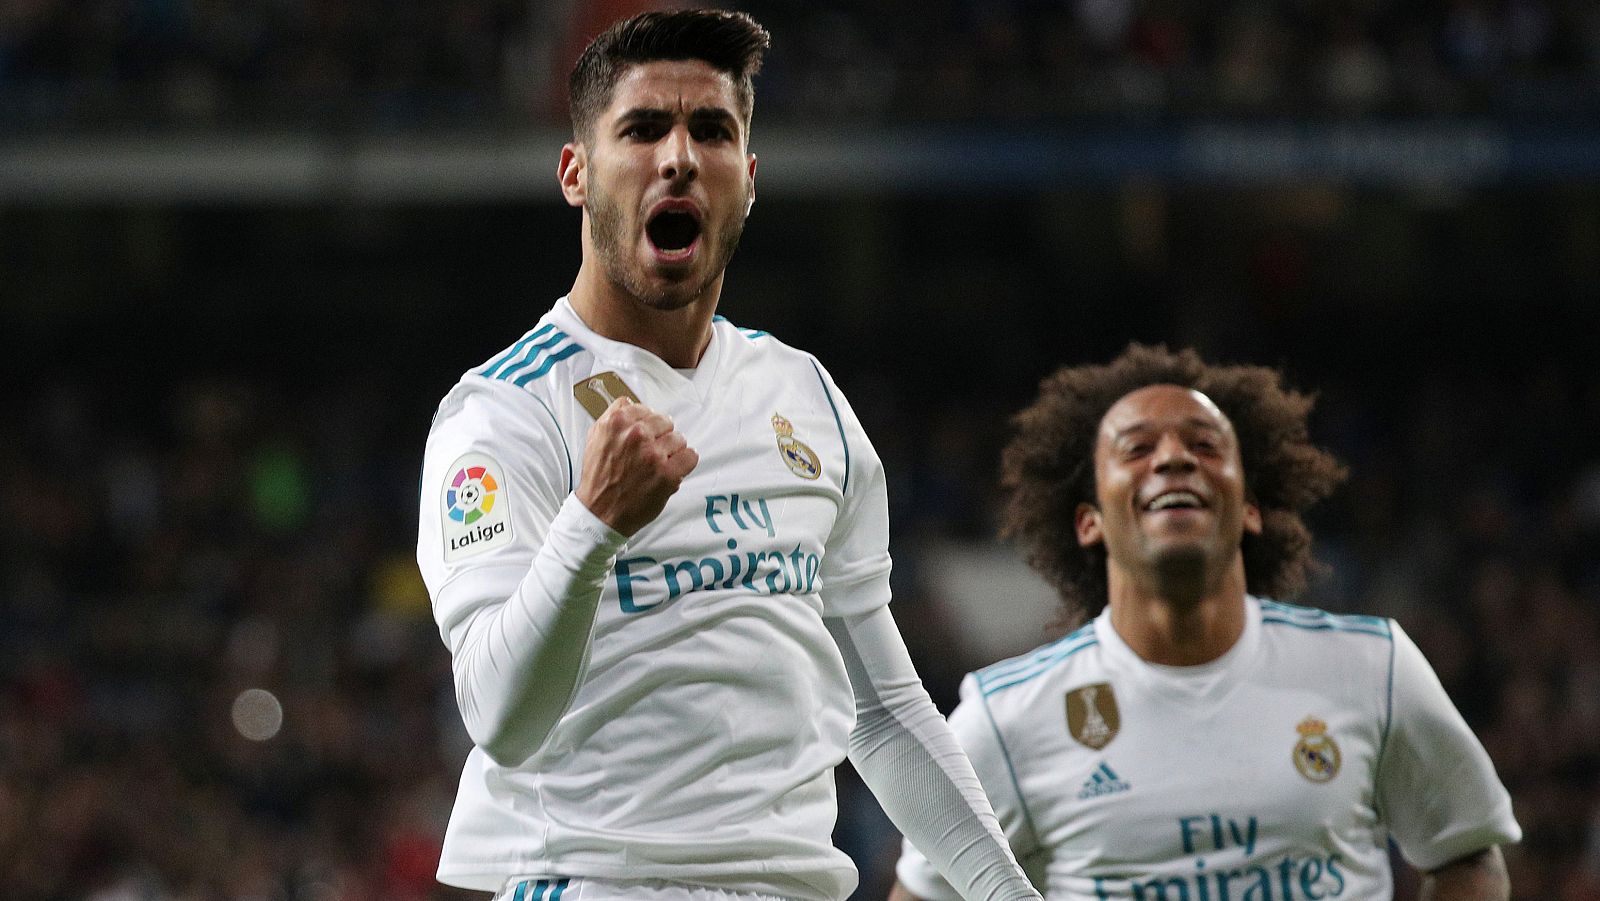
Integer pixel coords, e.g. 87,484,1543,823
773,413,822,480
1292,716,1341,783
1066,683,1120,750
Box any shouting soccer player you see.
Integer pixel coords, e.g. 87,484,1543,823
892,345,1520,901
416,10,1039,901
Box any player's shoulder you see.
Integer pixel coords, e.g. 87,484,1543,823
427,318,589,438
712,313,816,369
1256,597,1393,644
464,316,594,396
967,620,1105,714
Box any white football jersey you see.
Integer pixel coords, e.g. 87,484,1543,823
418,298,892,899
896,597,1521,900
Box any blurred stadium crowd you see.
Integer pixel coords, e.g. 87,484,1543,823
4,1,1600,900
2,0,1600,130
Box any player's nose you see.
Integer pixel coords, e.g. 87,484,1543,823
658,126,699,185
1151,433,1198,472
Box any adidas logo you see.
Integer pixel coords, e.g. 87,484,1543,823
1077,762,1132,800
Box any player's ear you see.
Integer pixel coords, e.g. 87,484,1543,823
1076,502,1104,547
1242,501,1262,536
559,143,586,208
745,153,757,217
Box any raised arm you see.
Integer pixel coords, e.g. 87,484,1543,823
826,608,1041,901
420,391,695,765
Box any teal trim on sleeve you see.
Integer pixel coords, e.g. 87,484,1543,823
810,359,851,494
1379,621,1396,765
978,690,1043,856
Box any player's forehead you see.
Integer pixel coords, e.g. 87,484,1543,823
1098,384,1235,444
601,59,743,123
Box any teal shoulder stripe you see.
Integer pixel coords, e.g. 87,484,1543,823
980,638,1098,696
713,314,728,322
480,324,555,378
740,327,770,339
1260,599,1391,633
1261,616,1391,639
810,359,851,494
978,622,1096,684
497,330,570,380
548,879,570,901
978,690,1043,854
512,342,586,386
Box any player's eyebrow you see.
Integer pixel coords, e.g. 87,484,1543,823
614,107,674,127
1112,418,1226,441
614,107,740,129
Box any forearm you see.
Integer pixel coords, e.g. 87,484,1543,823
447,495,624,765
1420,847,1510,901
828,610,1040,901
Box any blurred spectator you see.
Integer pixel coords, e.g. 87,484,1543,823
2,0,1600,131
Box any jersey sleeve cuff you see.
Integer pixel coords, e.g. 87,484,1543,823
820,561,892,617
1406,809,1524,872
894,855,965,901
553,493,629,572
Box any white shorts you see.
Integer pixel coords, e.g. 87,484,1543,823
492,877,797,901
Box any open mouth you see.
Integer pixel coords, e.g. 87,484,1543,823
1142,490,1205,512
646,209,702,255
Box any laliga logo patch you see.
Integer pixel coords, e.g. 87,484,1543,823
1292,716,1341,783
772,413,821,480
442,453,514,561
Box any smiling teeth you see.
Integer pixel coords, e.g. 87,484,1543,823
1147,491,1202,511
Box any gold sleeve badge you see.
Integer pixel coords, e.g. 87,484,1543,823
1292,716,1341,782
772,413,821,480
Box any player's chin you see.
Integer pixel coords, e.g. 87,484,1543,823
631,273,703,311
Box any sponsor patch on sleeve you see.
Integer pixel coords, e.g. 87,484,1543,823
441,452,515,562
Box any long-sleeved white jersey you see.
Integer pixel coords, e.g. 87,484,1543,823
419,298,1034,901
896,597,1521,900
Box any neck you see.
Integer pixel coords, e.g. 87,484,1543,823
1105,555,1249,666
568,259,720,369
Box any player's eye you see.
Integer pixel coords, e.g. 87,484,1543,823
692,122,732,142
622,122,665,140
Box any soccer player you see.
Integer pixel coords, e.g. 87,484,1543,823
892,345,1521,901
415,10,1040,901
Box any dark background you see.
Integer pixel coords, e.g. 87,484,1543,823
3,1,1599,899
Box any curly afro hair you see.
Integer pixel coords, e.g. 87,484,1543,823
999,343,1347,627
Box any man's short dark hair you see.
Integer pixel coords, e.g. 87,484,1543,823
999,343,1349,627
569,9,771,142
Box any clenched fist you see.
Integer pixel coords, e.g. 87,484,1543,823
576,397,699,536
